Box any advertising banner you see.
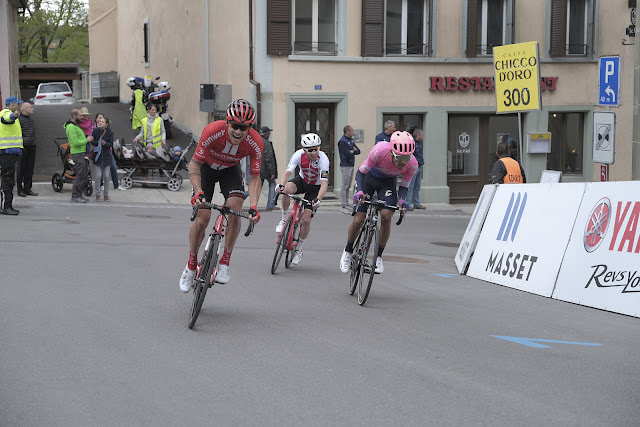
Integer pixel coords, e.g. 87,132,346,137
467,183,586,297
455,185,498,274
493,41,541,114
553,182,640,317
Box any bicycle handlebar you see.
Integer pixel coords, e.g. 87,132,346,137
274,191,318,214
352,197,405,225
190,202,255,236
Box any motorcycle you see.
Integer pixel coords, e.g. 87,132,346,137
126,75,173,139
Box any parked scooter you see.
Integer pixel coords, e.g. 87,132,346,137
126,75,173,139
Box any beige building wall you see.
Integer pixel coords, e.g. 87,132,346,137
88,0,118,75
88,0,636,202
0,0,24,102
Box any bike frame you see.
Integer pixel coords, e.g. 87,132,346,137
199,213,226,285
285,200,305,250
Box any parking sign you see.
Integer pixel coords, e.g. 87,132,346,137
598,56,620,106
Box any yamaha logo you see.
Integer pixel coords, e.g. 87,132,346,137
584,197,611,252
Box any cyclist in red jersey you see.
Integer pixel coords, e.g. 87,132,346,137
179,99,263,292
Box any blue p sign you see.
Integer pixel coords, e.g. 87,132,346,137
598,56,620,106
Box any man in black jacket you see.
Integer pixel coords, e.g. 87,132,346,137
259,126,278,210
338,125,361,214
17,102,38,197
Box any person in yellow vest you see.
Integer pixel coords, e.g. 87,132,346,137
133,104,167,158
491,140,526,184
0,97,24,215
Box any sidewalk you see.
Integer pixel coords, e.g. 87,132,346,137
21,180,475,215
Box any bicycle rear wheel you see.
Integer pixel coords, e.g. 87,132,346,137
284,217,297,269
188,234,220,329
271,216,291,274
358,225,378,306
349,227,365,295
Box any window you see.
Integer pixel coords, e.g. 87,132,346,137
362,0,433,57
549,0,596,57
382,113,424,136
293,0,336,54
466,0,514,57
385,0,430,55
143,18,150,67
547,112,584,174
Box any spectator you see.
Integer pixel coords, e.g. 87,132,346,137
121,146,134,159
64,108,93,203
407,129,425,210
259,126,278,210
92,112,124,191
375,120,396,144
338,125,360,214
17,102,38,197
133,104,166,153
171,145,188,165
78,107,93,159
491,140,526,184
91,116,114,201
0,97,24,215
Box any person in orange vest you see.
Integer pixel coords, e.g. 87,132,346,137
491,140,526,184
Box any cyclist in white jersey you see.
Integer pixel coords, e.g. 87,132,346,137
275,133,329,266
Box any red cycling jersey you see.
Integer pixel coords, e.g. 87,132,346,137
192,121,263,174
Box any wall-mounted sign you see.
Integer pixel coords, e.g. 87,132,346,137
429,76,557,92
593,111,616,165
528,132,552,154
353,129,364,143
493,41,542,113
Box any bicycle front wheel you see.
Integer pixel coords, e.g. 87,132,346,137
188,234,220,329
358,225,379,306
271,216,291,274
349,227,365,295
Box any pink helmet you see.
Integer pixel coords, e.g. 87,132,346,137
390,131,415,156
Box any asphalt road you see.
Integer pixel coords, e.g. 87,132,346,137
1,198,638,425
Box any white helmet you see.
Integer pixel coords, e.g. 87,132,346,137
157,81,170,91
301,133,321,148
126,77,137,88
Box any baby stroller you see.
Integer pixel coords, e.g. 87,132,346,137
113,133,195,191
51,137,93,196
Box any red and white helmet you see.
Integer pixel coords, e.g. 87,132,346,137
390,131,415,156
226,99,256,125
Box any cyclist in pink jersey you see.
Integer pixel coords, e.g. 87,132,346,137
274,133,329,266
179,99,263,292
339,131,418,274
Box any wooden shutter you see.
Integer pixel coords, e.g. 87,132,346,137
427,0,434,56
549,0,567,57
361,0,383,57
267,0,291,56
466,0,478,58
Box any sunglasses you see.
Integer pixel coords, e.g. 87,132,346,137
228,122,250,131
305,147,319,153
391,151,411,162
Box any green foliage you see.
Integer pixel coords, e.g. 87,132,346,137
18,0,89,68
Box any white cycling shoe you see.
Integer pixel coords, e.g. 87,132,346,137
375,257,384,274
275,219,285,234
180,266,196,293
215,264,230,284
340,250,351,274
292,250,303,265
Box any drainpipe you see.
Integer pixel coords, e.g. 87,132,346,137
249,0,261,127
633,33,640,180
206,0,210,84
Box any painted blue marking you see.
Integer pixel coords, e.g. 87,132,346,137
492,335,602,349
510,192,527,241
502,192,521,241
433,273,458,278
497,192,515,240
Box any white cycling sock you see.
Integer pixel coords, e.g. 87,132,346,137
297,238,305,251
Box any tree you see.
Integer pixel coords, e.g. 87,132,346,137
18,0,88,67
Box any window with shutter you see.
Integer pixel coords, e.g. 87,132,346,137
466,0,515,57
362,0,384,57
549,0,596,58
293,0,337,54
267,0,292,56
385,0,432,56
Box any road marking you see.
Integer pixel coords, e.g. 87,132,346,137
491,335,602,349
432,273,458,278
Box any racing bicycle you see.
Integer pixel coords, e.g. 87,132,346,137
271,193,316,274
188,202,255,329
349,196,405,306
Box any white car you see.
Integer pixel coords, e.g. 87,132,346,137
33,82,76,105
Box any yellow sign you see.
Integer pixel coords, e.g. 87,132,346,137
530,132,551,140
493,41,541,114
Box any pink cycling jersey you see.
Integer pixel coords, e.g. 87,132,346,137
192,121,263,173
358,141,418,187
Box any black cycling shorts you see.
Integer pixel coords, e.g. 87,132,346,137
201,162,245,201
353,172,397,213
288,175,321,201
